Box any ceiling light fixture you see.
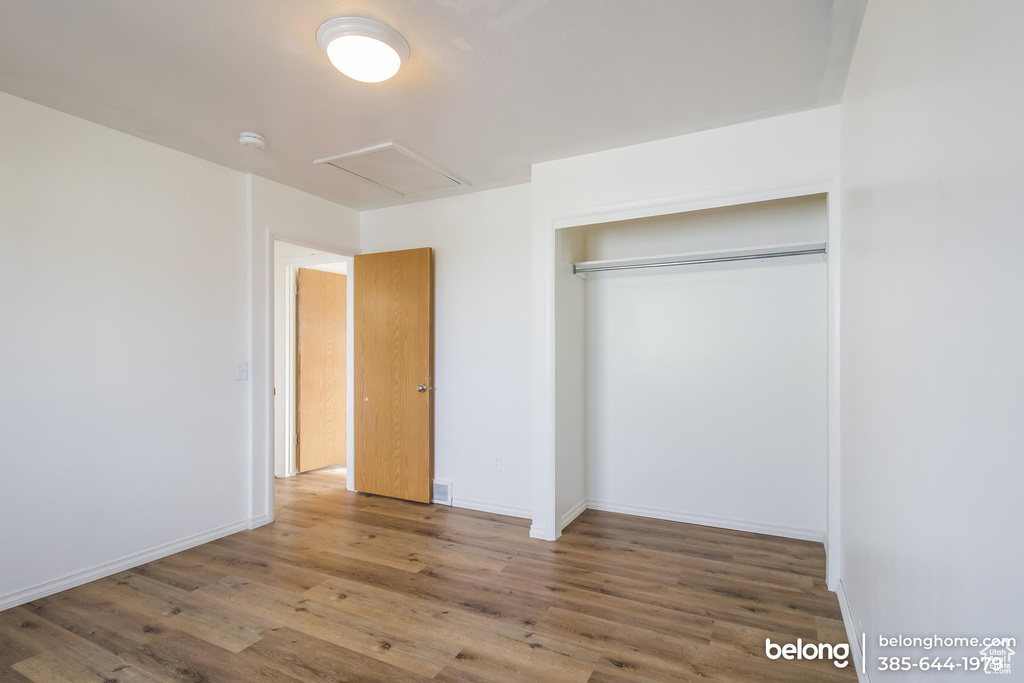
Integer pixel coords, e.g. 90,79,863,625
316,17,409,83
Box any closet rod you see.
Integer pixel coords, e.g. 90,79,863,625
572,246,827,275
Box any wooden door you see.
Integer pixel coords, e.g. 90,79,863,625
296,268,347,473
354,247,433,503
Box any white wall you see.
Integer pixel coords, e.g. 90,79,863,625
581,198,828,539
554,229,588,529
0,92,250,605
0,92,361,608
249,176,360,525
839,0,1024,671
361,184,533,517
586,266,826,538
531,106,840,539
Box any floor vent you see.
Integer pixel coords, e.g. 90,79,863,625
432,480,453,506
314,142,465,196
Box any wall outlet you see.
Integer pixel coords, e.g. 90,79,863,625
493,457,502,471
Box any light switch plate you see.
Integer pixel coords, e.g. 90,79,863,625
235,361,249,381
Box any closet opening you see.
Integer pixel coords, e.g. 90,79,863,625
552,194,831,549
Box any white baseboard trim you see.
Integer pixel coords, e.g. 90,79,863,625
0,519,250,612
452,497,531,520
585,499,825,542
559,499,588,531
835,578,869,682
249,513,270,530
529,524,558,541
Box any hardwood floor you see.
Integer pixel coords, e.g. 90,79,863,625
2,469,855,681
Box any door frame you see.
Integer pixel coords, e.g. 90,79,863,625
535,173,843,590
252,227,357,530
276,251,353,479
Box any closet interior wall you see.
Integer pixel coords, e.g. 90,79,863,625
556,195,830,540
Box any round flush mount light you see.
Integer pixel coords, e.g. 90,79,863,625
316,17,409,83
239,132,265,150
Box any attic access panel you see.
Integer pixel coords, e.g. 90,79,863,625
314,142,464,196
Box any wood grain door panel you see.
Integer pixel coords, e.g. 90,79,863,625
354,247,433,503
296,268,347,473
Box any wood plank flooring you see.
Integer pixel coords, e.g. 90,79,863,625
2,469,855,681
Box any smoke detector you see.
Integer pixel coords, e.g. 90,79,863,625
239,132,266,150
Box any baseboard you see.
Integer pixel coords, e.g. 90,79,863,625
559,499,588,531
585,499,825,542
529,524,558,541
0,519,250,612
835,578,869,682
452,497,531,520
249,513,270,530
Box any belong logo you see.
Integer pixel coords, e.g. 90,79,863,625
766,638,851,668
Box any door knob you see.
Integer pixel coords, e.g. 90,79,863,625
416,384,427,393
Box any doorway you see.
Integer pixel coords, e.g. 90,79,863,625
273,240,354,482
264,236,436,527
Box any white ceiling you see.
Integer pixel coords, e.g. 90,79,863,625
0,1,865,211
